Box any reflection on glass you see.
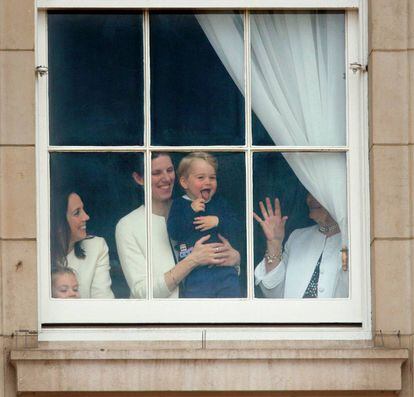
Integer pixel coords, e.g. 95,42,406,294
251,12,346,146
50,152,145,299
153,152,246,298
150,12,245,146
253,152,348,299
48,12,144,146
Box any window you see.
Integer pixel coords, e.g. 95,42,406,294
37,0,369,331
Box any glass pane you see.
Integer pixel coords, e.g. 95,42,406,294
150,12,245,146
152,152,246,298
50,152,145,299
253,152,348,299
48,12,144,146
251,12,346,146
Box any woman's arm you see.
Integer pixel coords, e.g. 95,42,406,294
115,217,148,299
163,235,229,291
253,197,288,273
90,238,115,299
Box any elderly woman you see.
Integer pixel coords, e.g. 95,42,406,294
115,153,240,299
254,194,348,298
51,190,114,299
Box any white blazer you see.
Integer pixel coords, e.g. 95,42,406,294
67,236,114,299
115,205,178,299
255,225,348,299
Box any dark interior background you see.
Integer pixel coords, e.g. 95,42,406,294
150,12,245,146
48,12,144,146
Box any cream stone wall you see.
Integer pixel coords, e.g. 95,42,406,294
369,1,414,397
0,0,36,396
0,0,413,396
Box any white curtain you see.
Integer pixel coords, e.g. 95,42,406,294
196,12,348,244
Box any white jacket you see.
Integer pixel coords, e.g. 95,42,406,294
255,225,348,298
67,236,114,299
115,206,178,299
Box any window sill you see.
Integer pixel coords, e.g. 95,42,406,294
11,347,408,392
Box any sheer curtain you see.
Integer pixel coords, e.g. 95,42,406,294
196,12,348,245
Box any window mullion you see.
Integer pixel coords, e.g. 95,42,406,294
244,10,254,300
144,9,153,300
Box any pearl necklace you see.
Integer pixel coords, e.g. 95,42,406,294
318,223,340,235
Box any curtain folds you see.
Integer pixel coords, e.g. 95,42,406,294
196,12,348,244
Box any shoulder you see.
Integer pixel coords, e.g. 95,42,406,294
81,236,108,252
287,225,319,242
172,196,188,206
170,196,190,211
209,196,234,214
210,195,228,207
116,206,145,231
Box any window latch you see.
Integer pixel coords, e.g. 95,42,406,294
349,62,367,74
35,65,48,76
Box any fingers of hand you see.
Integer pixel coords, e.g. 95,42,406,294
195,234,211,246
217,234,229,244
253,211,263,223
274,197,281,217
259,201,268,219
265,197,274,217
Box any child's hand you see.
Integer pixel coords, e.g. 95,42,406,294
191,198,206,212
193,216,219,231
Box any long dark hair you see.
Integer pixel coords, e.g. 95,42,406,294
50,189,86,266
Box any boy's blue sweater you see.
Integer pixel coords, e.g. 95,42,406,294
167,195,241,252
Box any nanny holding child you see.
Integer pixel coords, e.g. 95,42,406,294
116,152,241,299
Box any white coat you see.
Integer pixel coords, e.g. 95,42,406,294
66,236,114,299
115,205,178,299
255,225,348,298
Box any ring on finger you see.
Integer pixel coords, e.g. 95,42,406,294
215,247,219,253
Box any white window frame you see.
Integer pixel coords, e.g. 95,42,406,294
36,0,370,341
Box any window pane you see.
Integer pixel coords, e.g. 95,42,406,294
50,152,145,299
251,12,346,146
153,152,247,298
48,12,144,146
150,12,245,146
253,152,348,299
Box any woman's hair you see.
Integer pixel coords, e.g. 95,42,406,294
177,152,218,179
50,189,86,266
126,152,172,178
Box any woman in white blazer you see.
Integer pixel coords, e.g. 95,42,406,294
51,190,114,299
254,195,348,299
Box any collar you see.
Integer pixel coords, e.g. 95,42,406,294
182,194,212,204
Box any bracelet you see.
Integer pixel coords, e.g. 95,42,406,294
265,249,282,265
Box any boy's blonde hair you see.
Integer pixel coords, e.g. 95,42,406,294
177,152,218,179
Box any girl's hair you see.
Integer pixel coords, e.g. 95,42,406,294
177,152,218,179
50,189,86,266
51,265,78,297
51,265,78,281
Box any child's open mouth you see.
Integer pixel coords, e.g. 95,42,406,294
201,189,211,201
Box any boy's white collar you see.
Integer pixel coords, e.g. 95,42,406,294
182,194,212,204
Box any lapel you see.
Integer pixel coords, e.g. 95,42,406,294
284,226,326,298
